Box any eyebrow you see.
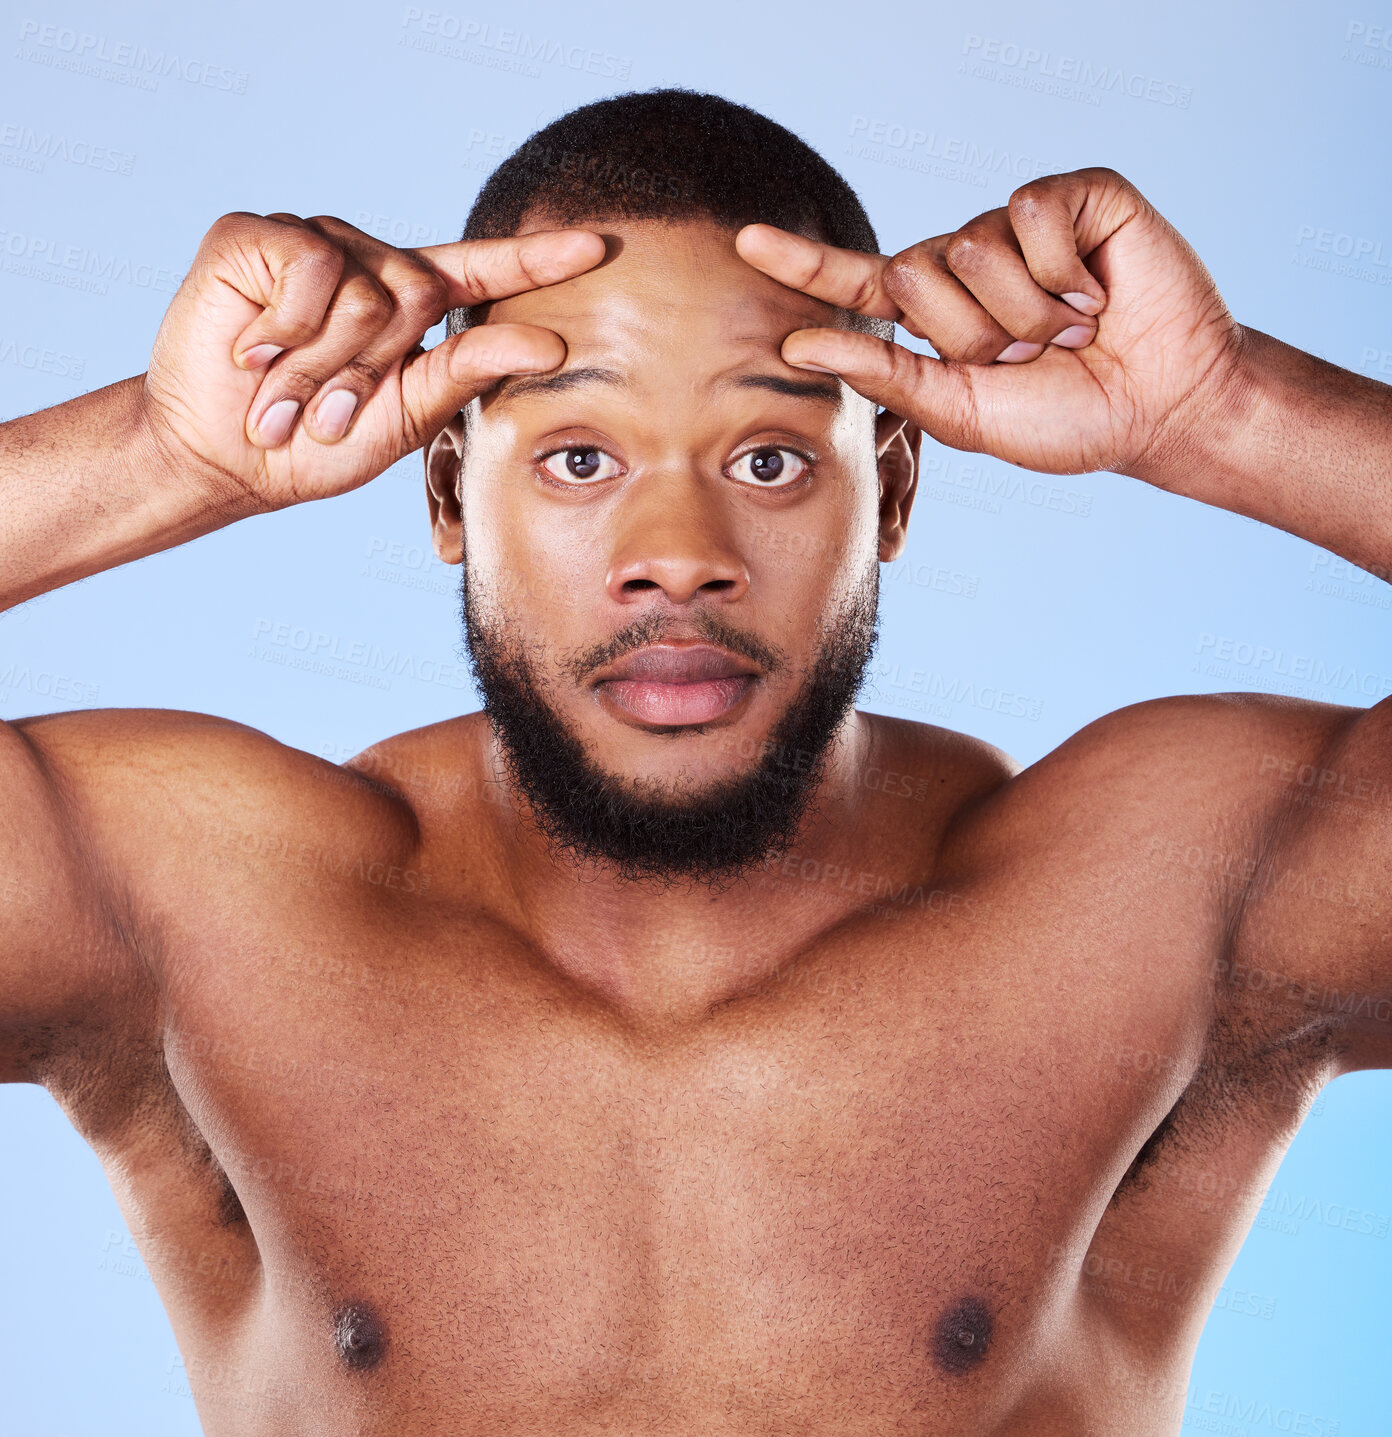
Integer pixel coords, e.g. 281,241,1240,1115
489,366,629,403
728,373,843,405
489,365,842,407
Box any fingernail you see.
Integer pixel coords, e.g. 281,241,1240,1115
996,340,1044,363
785,359,838,373
240,343,284,369
313,389,357,441
1049,325,1094,349
256,398,300,446
1061,292,1102,316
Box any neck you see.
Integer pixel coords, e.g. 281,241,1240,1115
478,709,885,1020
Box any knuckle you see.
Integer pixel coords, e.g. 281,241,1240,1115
796,246,830,292
885,342,921,389
258,361,321,399
203,211,261,256
1035,265,1079,294
882,253,923,301
942,232,985,271
949,327,1006,365
336,282,392,330
1013,312,1065,344
331,356,388,393
268,314,322,346
396,271,449,322
295,237,345,277
1008,186,1050,221
211,209,258,235
963,339,1005,366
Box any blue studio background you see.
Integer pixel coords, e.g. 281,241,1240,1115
3,0,1391,1430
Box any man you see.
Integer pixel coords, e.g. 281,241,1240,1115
2,87,1388,1434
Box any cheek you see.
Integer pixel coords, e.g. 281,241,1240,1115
748,479,878,604
461,469,604,625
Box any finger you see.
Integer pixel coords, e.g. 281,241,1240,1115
208,213,346,370
780,328,975,448
399,323,569,451
734,224,901,321
877,239,1021,364
295,216,451,443
245,259,393,448
413,229,606,308
1006,170,1125,315
938,212,1097,351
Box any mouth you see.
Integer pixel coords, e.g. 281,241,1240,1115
592,641,761,728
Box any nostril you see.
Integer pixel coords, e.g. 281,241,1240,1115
622,578,661,593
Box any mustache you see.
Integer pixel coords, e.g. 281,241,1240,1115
561,609,788,684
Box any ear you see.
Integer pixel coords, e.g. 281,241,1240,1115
874,409,921,563
425,412,466,565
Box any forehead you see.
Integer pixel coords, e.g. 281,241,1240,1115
479,218,845,366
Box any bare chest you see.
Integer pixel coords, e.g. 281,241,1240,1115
129,880,1231,1432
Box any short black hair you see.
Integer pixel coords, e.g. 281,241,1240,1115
447,88,891,341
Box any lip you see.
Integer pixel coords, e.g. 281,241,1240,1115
593,642,760,728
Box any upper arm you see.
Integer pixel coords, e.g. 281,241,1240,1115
0,706,328,1085
0,713,139,1082
1225,693,1392,1071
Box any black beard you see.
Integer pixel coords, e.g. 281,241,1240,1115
459,559,881,891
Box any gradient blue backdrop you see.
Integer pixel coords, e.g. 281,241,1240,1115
3,0,1391,1430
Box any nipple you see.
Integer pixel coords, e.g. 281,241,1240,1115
932,1295,993,1375
333,1301,387,1370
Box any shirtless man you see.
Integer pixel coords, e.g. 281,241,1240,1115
3,88,1389,1435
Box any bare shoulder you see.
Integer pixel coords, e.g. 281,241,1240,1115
10,706,432,971
0,706,421,1090
16,704,416,848
932,690,1375,881
338,709,494,823
866,711,1021,797
1010,690,1362,813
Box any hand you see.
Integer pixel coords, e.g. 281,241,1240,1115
141,213,605,511
736,168,1247,480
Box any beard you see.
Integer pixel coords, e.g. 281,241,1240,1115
459,554,881,891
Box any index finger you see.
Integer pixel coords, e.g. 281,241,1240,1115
413,228,606,308
735,224,901,322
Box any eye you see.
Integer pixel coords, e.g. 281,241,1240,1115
539,447,622,484
727,447,809,489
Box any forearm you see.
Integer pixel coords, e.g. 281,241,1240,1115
0,376,257,612
1137,327,1392,581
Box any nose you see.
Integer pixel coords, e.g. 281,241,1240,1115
604,470,751,606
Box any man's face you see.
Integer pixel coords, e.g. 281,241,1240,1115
426,218,917,885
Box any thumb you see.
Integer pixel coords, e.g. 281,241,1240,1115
401,323,567,448
782,328,975,448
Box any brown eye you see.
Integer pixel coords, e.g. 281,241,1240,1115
728,447,808,488
540,447,620,483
